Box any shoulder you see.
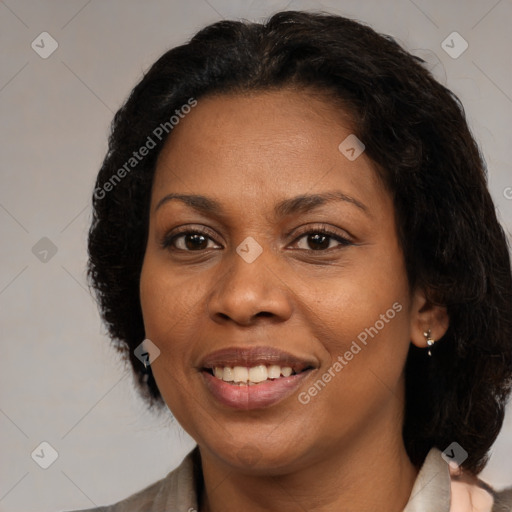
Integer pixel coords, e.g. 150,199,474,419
449,464,512,512
404,448,511,512
490,487,512,512
62,447,200,512
62,477,170,512
69,478,170,512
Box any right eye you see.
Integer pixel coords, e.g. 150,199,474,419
162,228,223,252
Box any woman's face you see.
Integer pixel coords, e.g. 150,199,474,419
140,90,425,472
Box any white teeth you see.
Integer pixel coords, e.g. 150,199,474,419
233,366,248,382
248,365,268,383
211,364,300,384
267,365,281,379
281,366,293,377
223,367,234,382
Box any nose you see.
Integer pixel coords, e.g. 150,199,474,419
207,248,293,327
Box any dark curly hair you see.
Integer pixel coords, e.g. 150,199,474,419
88,11,512,474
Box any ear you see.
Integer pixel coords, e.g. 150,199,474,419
409,287,449,348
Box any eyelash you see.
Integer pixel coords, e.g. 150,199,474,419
161,224,353,253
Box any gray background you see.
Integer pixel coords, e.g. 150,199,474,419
1,0,511,510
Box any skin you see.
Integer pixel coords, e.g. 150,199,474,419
139,89,449,512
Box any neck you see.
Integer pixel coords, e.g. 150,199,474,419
197,411,418,512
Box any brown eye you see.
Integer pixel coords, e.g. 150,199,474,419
306,233,331,250
162,229,221,251
292,228,353,252
181,233,209,250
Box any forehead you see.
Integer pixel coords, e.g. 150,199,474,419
158,90,354,156
151,90,388,218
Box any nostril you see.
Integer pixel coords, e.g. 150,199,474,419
256,311,273,318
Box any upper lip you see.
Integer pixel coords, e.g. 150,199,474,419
199,346,318,373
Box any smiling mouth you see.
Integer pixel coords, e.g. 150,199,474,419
202,364,314,385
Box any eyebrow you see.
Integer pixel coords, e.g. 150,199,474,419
155,191,369,217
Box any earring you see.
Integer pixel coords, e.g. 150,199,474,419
423,329,435,356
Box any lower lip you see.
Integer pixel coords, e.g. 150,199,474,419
201,370,314,410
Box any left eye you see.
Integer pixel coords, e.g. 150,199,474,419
292,231,352,251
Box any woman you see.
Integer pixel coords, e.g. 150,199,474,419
77,10,512,512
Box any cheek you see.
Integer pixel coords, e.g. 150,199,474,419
139,257,204,426
309,286,410,383
140,252,203,332
140,261,170,340
139,256,198,374
295,246,412,396
297,276,411,438
297,254,409,348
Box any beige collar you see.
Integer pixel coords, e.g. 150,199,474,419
404,447,452,512
158,446,495,512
